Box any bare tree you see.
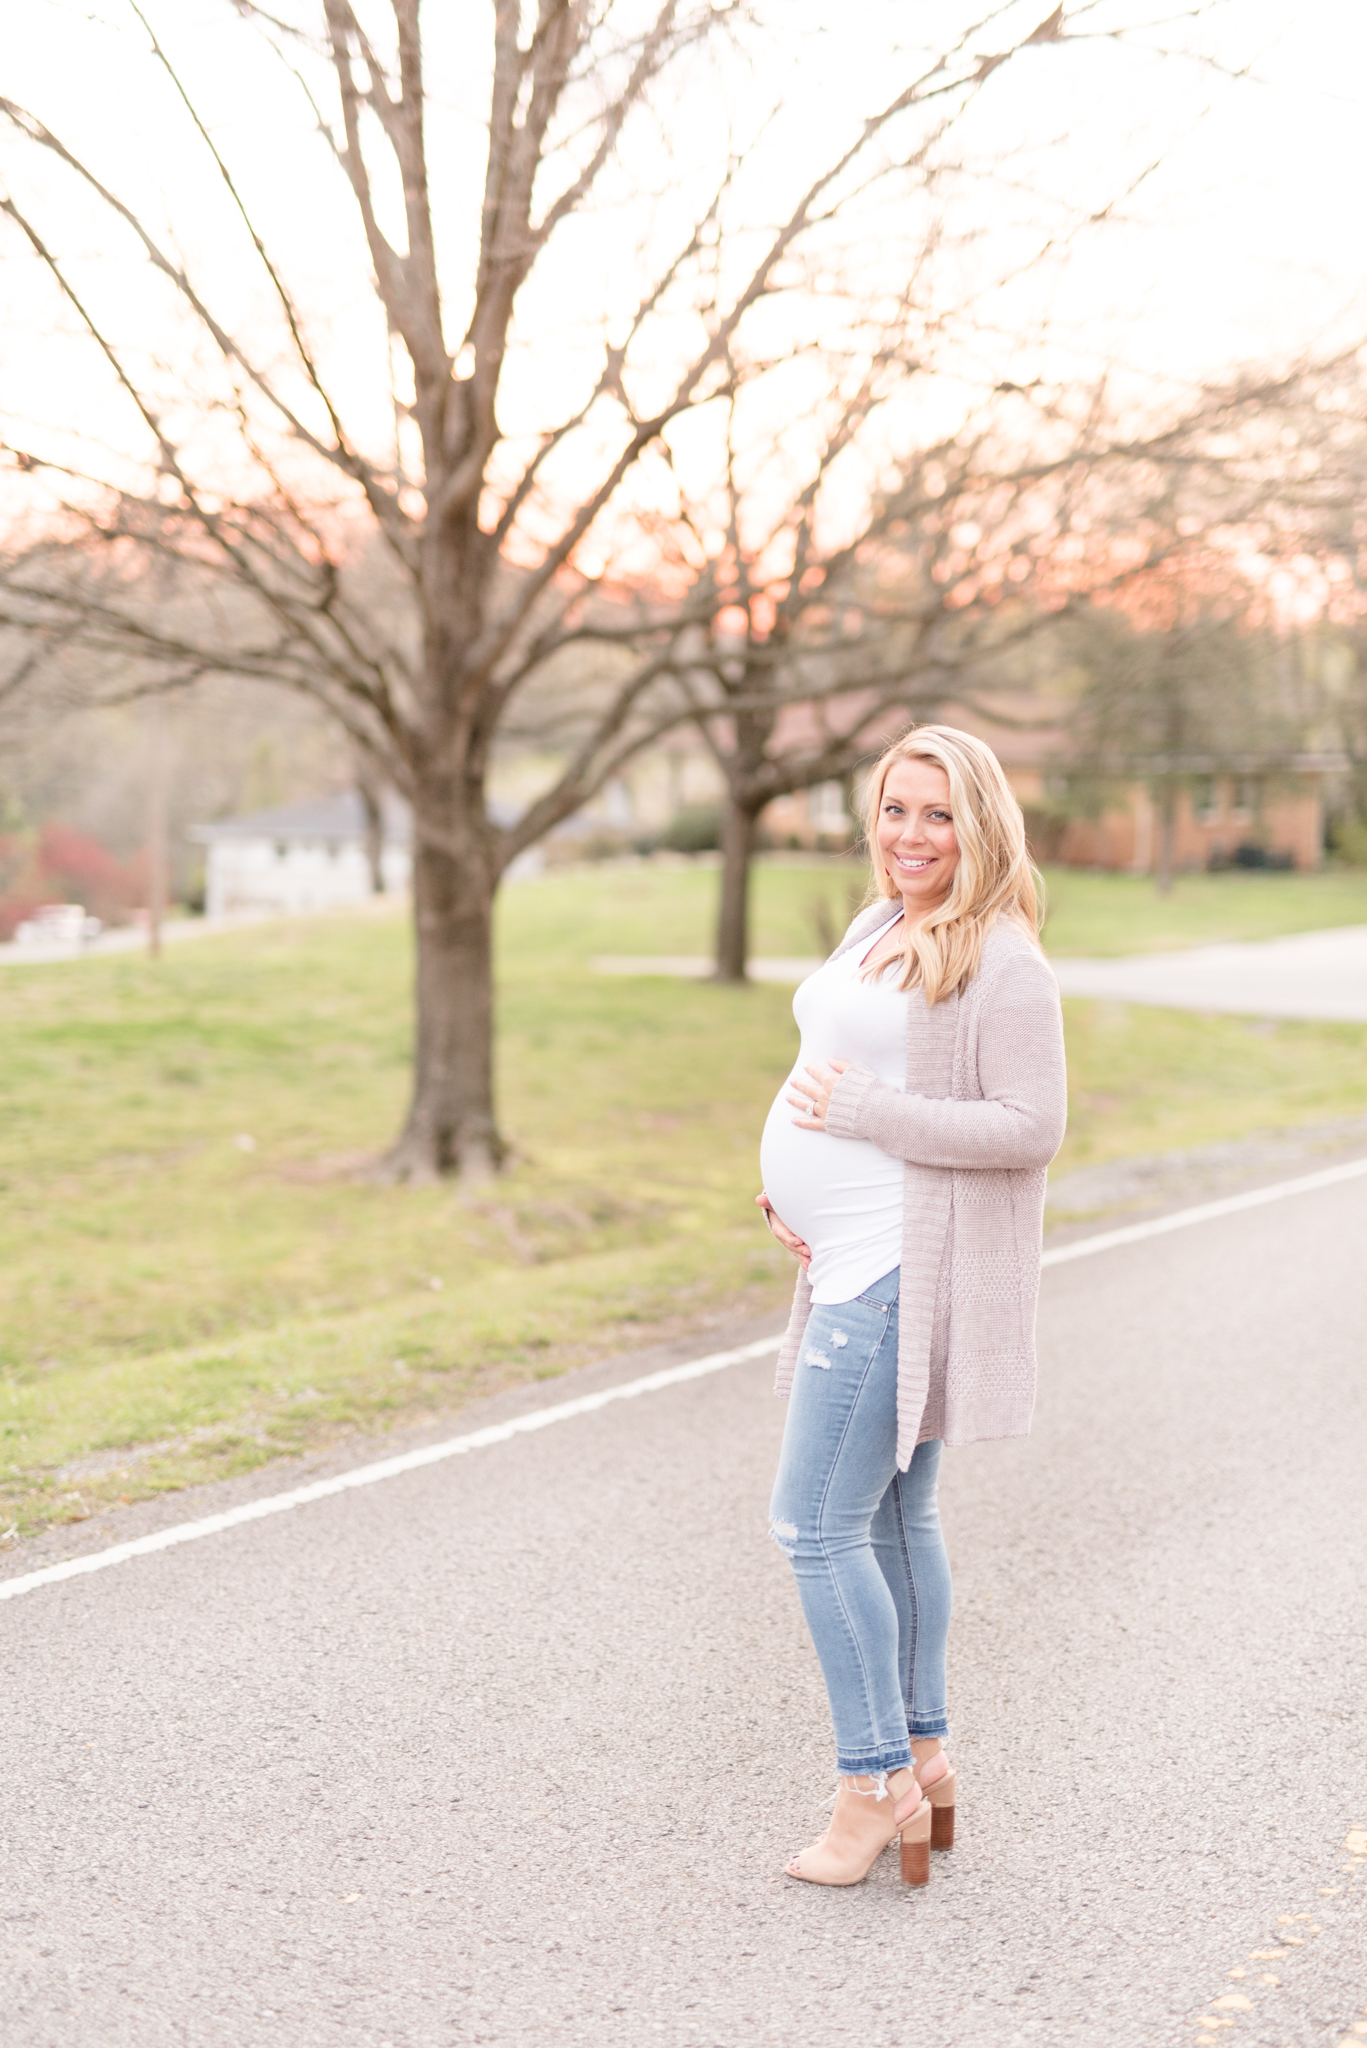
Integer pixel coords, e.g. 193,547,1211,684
1055,593,1296,890
641,368,1269,973
1226,353,1367,841
0,0,1187,1173
1027,356,1367,888
642,397,1104,976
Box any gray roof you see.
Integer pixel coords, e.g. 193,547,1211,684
189,791,412,845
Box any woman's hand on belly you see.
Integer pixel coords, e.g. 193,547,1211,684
786,1057,850,1129
756,1192,811,1269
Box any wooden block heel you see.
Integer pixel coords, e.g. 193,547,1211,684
924,1765,956,1850
898,1798,932,1886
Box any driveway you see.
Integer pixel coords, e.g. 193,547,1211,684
1049,923,1367,1021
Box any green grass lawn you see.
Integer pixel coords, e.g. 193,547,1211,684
3,858,1366,1541
1035,864,1367,957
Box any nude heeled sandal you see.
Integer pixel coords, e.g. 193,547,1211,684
786,1770,932,1888
897,1792,934,1886
914,1750,957,1851
891,1751,956,1872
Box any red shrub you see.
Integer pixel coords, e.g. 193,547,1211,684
0,824,149,938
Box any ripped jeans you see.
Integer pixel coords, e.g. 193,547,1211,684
769,1266,952,1777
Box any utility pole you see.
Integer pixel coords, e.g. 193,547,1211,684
146,696,167,958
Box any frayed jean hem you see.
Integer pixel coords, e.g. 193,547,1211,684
834,1744,913,1777
909,1717,951,1740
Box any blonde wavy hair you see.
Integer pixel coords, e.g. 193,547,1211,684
859,724,1043,1005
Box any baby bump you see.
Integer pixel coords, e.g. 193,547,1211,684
760,1090,903,1283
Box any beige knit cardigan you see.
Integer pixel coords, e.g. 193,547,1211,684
773,907,1067,1467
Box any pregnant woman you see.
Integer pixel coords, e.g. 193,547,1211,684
758,724,1066,1888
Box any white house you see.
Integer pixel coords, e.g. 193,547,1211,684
189,789,554,918
190,792,411,919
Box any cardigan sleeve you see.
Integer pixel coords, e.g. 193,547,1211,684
823,947,1067,1170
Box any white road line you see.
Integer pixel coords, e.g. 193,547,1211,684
4,1154,1366,1606
1039,1153,1367,1267
0,1337,783,1605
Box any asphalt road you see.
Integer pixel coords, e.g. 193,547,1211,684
3,1179,1366,2048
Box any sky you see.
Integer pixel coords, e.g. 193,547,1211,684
973,1,1367,388
2,0,1365,534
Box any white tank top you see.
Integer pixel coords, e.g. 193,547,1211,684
759,912,908,1305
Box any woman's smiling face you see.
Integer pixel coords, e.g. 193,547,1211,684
875,757,961,917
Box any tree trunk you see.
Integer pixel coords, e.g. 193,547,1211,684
380,777,503,1184
1155,780,1177,896
714,794,757,982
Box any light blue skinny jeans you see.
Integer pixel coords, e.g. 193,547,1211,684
769,1265,952,1777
